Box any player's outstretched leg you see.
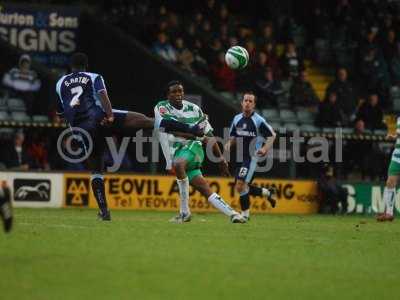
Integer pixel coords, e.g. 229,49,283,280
122,111,204,136
0,181,13,233
191,175,246,223
377,175,397,222
235,179,276,221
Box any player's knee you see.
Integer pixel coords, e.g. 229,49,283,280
386,176,397,189
173,160,186,173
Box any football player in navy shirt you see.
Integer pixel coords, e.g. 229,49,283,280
224,92,277,221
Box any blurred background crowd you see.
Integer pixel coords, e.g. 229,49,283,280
0,0,399,181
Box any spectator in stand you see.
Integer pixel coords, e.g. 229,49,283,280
244,39,257,63
382,29,398,62
315,91,344,127
359,27,379,58
258,23,276,47
27,133,50,170
174,37,187,57
344,119,384,180
326,68,358,122
200,19,213,42
290,70,319,109
255,67,283,107
206,37,223,64
2,54,41,115
280,41,304,79
1,132,31,170
177,49,196,76
355,93,386,130
152,32,177,62
359,47,390,104
210,52,236,92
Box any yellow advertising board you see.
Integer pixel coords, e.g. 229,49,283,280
63,173,319,214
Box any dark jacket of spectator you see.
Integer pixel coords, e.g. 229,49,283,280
316,92,343,127
280,42,304,78
326,68,357,117
1,132,31,170
355,95,386,130
255,68,283,107
290,71,319,107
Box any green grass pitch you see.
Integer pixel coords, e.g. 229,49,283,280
1,209,400,300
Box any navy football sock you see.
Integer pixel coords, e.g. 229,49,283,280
248,184,263,197
91,174,108,214
159,119,197,135
239,191,250,211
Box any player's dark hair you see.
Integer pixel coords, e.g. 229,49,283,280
166,80,183,94
242,91,257,103
70,52,88,70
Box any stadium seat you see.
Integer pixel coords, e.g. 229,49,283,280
339,127,354,134
11,111,31,122
373,129,388,136
282,123,299,132
296,110,315,125
322,127,336,133
0,97,7,111
299,124,320,133
262,109,280,122
268,121,281,131
32,115,50,123
0,111,10,121
279,109,297,123
0,127,14,138
8,98,26,112
390,86,400,111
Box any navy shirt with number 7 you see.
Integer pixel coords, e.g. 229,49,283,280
55,71,107,125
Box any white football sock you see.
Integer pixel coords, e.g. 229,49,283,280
384,187,396,216
241,209,250,218
208,193,236,216
261,187,270,197
177,177,190,215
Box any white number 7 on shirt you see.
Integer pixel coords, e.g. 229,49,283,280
70,86,83,107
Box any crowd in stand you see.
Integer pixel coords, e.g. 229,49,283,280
103,0,400,179
0,0,399,180
110,0,400,129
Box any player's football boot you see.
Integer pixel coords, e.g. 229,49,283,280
0,183,13,233
231,213,247,223
266,187,277,208
376,213,394,222
97,210,111,221
169,213,192,223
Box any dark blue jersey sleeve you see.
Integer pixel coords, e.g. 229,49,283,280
259,121,275,138
229,120,237,137
93,75,106,93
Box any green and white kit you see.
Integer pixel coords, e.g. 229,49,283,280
388,117,400,176
154,100,213,182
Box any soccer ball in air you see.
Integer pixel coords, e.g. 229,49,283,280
225,46,249,69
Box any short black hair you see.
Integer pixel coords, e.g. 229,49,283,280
242,91,257,102
70,52,88,69
166,80,183,94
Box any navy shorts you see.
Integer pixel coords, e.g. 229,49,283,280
235,157,258,183
72,109,128,158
